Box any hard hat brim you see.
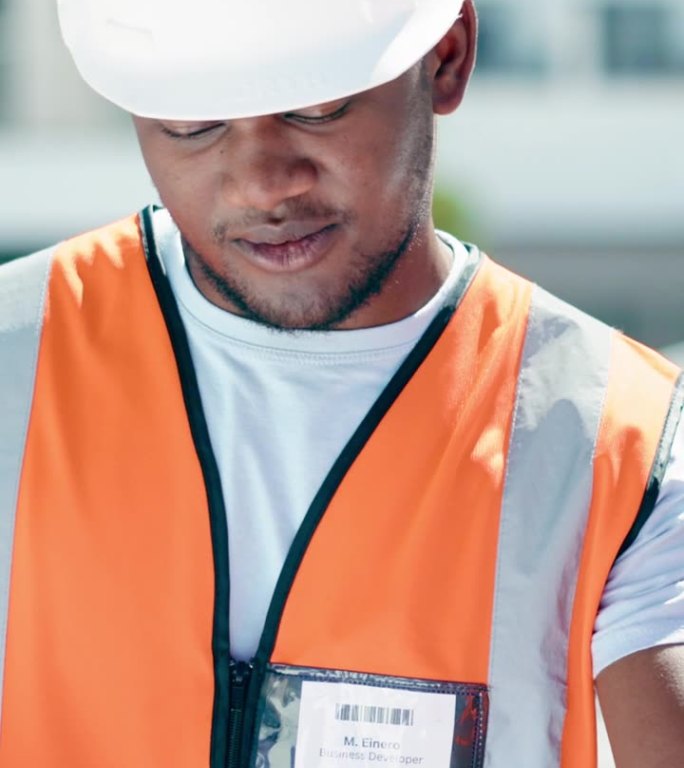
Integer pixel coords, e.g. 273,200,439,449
59,0,465,120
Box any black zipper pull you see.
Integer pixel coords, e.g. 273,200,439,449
227,660,254,768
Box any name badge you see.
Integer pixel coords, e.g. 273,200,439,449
253,666,488,768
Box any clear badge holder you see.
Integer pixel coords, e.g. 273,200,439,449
252,665,488,768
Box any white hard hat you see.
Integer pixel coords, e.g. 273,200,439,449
57,0,465,120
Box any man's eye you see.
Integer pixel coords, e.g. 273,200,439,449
159,123,224,140
285,101,351,125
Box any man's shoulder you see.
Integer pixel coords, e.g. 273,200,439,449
475,252,681,387
466,250,614,352
1,213,144,276
0,245,56,333
478,253,602,329
0,213,145,316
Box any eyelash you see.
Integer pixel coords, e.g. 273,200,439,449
160,102,350,139
284,102,351,125
159,124,222,141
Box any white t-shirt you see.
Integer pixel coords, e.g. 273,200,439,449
153,209,684,674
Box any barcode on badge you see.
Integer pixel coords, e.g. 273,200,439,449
334,703,415,726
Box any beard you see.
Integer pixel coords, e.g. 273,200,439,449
180,213,422,332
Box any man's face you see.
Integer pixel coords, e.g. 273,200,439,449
133,64,444,330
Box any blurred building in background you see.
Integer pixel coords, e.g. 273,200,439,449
438,0,684,350
0,0,682,350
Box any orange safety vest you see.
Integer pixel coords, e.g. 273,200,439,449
0,209,681,767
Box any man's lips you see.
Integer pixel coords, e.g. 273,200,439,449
235,221,335,246
231,224,339,272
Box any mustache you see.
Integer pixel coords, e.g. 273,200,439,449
212,202,352,244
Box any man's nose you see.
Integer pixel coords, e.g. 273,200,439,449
220,119,318,212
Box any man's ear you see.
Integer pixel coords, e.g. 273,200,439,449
427,0,478,116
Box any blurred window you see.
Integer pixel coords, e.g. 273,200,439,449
476,4,548,77
600,4,684,76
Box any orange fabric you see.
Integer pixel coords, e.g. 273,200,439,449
560,334,681,767
1,218,678,767
271,258,533,684
0,217,215,767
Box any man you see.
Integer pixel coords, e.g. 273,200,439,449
0,1,682,766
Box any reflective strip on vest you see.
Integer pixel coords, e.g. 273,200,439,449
485,287,611,768
0,248,53,728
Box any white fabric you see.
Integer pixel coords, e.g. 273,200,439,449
153,209,684,672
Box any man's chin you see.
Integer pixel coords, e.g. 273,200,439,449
183,221,418,331
218,289,365,332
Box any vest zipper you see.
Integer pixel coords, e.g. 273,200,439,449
227,660,254,768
